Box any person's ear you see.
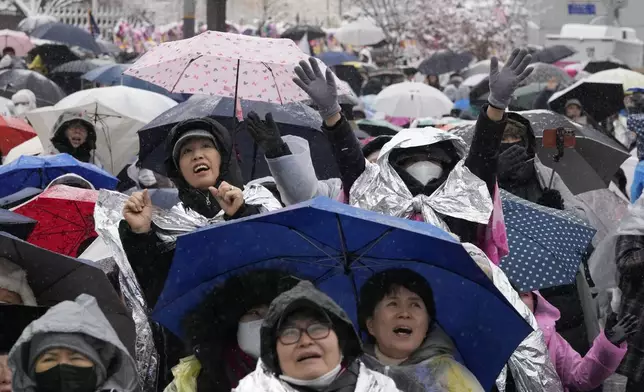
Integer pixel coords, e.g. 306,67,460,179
366,317,375,336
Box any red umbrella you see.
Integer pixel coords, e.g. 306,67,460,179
13,184,98,257
0,116,36,156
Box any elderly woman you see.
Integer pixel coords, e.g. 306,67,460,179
359,269,484,392
234,280,409,392
7,294,137,392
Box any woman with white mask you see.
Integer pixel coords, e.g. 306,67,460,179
175,269,301,392
10,89,36,119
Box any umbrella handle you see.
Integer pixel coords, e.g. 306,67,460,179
548,166,556,189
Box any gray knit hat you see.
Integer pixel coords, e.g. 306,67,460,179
172,129,218,167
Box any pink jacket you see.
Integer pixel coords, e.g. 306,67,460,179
533,292,627,391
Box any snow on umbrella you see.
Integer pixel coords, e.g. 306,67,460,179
0,154,117,198
548,79,624,122
588,68,644,92
30,22,102,55
0,208,36,240
0,116,36,157
418,50,473,76
0,29,34,56
0,231,136,354
124,31,350,103
529,45,576,64
3,136,43,164
520,62,573,88
0,69,66,107
334,19,385,46
499,190,595,292
13,185,99,257
374,82,453,118
26,86,177,175
153,197,532,391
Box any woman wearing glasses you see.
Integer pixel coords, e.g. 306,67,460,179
233,280,421,392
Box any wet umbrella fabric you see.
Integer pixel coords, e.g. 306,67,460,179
529,45,576,64
0,116,36,156
13,185,99,257
0,305,49,353
0,232,136,356
584,61,630,74
27,44,80,72
316,52,359,67
548,80,624,121
0,187,41,209
0,154,118,198
51,59,114,76
137,95,340,181
520,63,573,88
499,190,595,292
418,51,473,75
355,119,400,136
0,209,36,240
30,22,102,55
0,69,65,107
281,25,327,41
153,197,532,391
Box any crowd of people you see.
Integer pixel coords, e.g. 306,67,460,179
0,28,644,392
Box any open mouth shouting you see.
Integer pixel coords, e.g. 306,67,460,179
393,325,413,337
193,163,210,174
296,350,323,363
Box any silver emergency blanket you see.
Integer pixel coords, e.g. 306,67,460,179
350,127,493,235
463,243,564,392
94,183,282,390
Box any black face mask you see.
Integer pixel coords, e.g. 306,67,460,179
35,364,97,392
499,141,524,154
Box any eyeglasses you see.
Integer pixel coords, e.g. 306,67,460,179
278,323,331,345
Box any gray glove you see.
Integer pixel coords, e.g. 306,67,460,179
293,57,341,120
488,48,533,110
605,313,639,346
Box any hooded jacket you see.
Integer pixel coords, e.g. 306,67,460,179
49,112,102,167
532,291,626,391
8,294,138,392
234,281,403,392
362,325,484,392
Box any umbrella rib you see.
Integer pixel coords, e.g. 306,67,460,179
335,214,351,268
261,62,284,105
289,228,343,265
172,55,203,92
350,228,394,268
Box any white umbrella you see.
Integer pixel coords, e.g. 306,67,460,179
588,68,644,92
462,59,503,79
335,19,386,47
374,82,453,118
3,136,43,164
463,73,488,87
26,86,177,175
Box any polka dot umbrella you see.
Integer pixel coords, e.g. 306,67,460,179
499,190,596,292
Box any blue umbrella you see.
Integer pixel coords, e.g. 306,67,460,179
30,23,102,55
317,52,359,67
82,64,187,102
154,197,532,391
0,154,118,198
0,209,36,240
500,190,596,292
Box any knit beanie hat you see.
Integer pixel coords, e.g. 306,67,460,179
0,257,37,306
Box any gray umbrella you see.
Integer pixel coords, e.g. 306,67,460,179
520,63,573,88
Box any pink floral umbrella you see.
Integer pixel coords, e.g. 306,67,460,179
124,31,350,104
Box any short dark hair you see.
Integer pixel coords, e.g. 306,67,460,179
358,268,436,342
2,47,14,56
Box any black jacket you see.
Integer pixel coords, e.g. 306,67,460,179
533,88,556,110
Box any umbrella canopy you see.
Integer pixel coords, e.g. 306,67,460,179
3,136,43,164
583,60,630,74
530,45,576,64
588,68,644,92
355,119,400,136
0,116,36,157
14,185,98,257
316,51,358,67
138,95,340,181
27,86,177,175
0,69,65,107
461,59,501,79
281,25,327,41
27,44,80,73
125,31,351,102
463,73,488,87
548,79,624,121
153,197,532,391
17,15,57,34
418,51,473,75
0,154,118,198
374,82,453,118
334,19,385,46
510,83,547,110
30,22,102,55
521,62,573,88
499,190,595,292
0,29,34,56
0,305,49,353
96,38,121,55
0,187,41,209
51,59,114,76
0,231,136,355
0,208,36,240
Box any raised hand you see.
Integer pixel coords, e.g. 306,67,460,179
209,181,244,217
606,314,639,346
293,57,341,121
246,111,285,156
123,189,153,234
488,48,533,110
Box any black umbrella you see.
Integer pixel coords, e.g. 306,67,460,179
27,44,80,73
50,59,113,94
0,69,66,106
530,45,576,64
584,61,630,74
0,305,49,353
138,95,339,182
0,232,136,356
418,51,473,75
0,209,36,240
548,80,625,121
520,63,573,88
0,187,41,209
281,25,326,41
30,23,102,55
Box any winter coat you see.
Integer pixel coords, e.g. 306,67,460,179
614,234,644,382
533,89,556,110
362,325,484,392
532,291,627,391
8,294,138,392
233,281,403,392
49,112,103,167
629,113,644,161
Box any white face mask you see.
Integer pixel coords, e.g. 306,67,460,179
237,319,263,359
405,161,444,185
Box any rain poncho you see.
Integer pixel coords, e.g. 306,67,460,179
532,291,626,392
8,294,138,392
48,112,102,168
234,281,404,392
11,89,37,118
